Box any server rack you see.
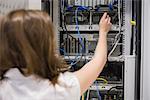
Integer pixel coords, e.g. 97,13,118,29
52,0,136,100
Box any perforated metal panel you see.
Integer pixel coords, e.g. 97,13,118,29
0,0,41,15
0,0,27,15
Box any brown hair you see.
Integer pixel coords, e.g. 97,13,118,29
0,9,68,84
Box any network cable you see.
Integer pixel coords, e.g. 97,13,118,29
108,0,122,56
96,77,108,86
61,0,75,39
107,86,123,98
75,7,84,50
60,1,85,66
60,19,83,66
65,5,90,66
59,48,73,63
95,81,102,100
67,6,88,66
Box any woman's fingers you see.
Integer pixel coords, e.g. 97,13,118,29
101,12,107,21
108,16,111,24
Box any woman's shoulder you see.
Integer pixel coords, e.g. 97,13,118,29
56,72,81,99
0,69,81,100
58,72,80,87
1,68,80,88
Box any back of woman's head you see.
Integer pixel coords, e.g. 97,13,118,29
0,9,68,84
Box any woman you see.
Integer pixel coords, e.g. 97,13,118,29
0,10,111,100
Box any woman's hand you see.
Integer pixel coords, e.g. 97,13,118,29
99,12,112,36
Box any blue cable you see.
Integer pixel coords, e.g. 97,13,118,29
69,6,88,66
60,5,89,66
60,48,81,66
60,2,85,66
95,81,102,100
108,3,113,11
70,6,87,64
75,7,84,52
67,6,89,11
60,48,80,66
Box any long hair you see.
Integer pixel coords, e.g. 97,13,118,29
0,9,68,84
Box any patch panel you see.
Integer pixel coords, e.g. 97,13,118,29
60,32,123,57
